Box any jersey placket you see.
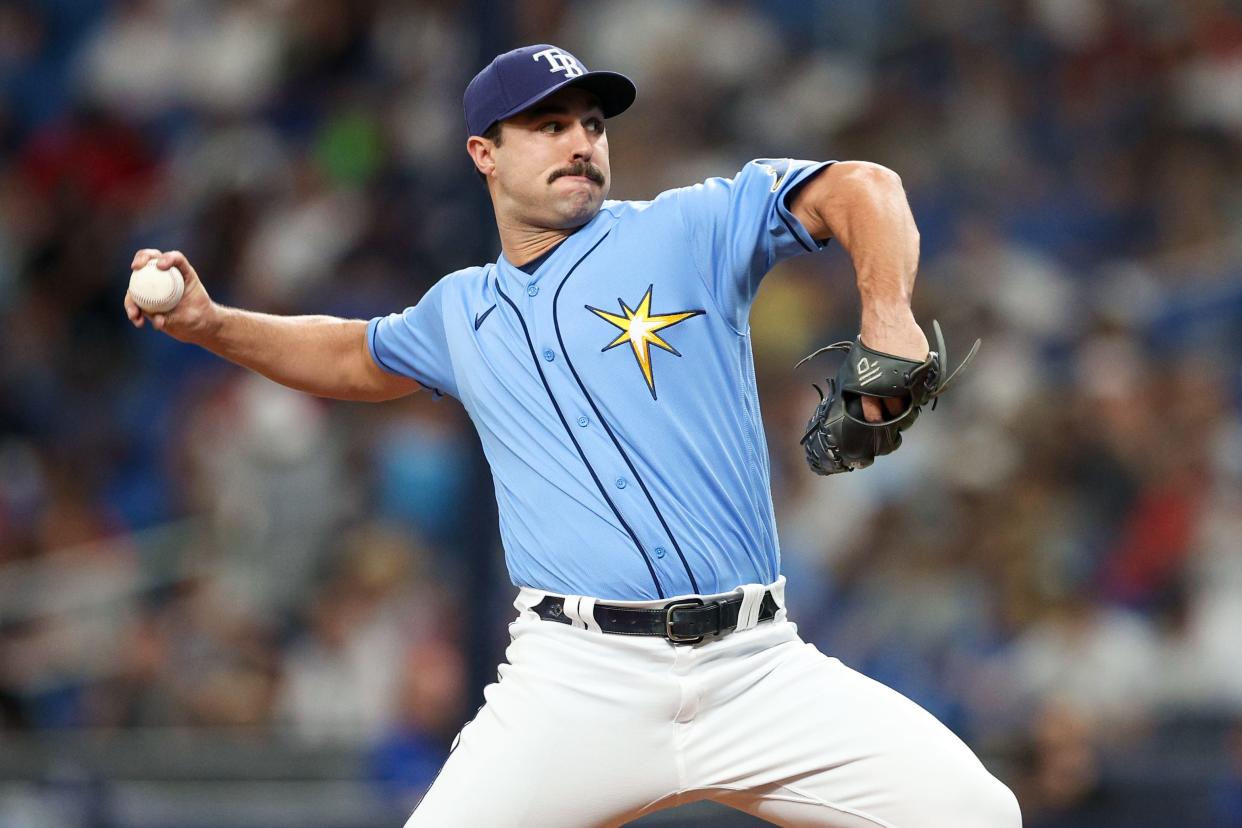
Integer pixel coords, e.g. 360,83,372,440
544,236,701,597
499,236,696,599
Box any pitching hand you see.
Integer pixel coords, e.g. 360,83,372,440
124,249,217,344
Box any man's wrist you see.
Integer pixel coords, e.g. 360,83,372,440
860,304,915,333
858,306,926,360
189,302,228,349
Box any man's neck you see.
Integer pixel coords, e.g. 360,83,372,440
497,221,578,267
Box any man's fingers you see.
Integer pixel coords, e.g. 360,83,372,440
132,249,163,270
861,396,883,423
155,250,201,289
156,250,190,275
132,248,192,280
860,395,909,423
124,292,144,327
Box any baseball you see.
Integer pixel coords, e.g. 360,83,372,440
128,261,184,314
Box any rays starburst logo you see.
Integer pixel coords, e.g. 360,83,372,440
586,285,704,400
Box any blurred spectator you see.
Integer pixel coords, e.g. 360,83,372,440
1018,700,1111,827
276,522,456,745
1218,723,1242,826
366,637,466,812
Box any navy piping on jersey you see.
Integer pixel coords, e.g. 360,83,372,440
777,208,815,254
415,379,444,396
496,272,667,599
553,250,702,595
368,319,400,374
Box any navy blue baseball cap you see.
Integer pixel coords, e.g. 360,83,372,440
464,44,636,138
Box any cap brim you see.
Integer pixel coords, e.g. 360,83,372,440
496,70,637,126
564,71,636,119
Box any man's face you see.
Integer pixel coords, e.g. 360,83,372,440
482,87,610,230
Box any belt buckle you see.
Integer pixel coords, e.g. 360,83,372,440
664,598,705,644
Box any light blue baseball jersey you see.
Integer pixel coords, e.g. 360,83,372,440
368,159,833,601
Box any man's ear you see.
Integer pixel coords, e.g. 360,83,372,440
467,136,497,177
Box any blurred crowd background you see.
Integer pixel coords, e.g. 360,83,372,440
1,0,1241,826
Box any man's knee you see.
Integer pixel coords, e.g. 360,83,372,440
958,772,1022,828
901,760,1021,828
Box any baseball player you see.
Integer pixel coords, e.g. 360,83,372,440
125,45,1021,827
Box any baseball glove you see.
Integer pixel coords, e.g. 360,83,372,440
796,320,980,475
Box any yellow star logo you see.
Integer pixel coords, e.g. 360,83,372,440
586,285,704,400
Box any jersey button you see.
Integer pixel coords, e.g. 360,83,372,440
576,416,589,427
543,349,555,362
615,477,627,489
526,284,539,297
654,546,667,559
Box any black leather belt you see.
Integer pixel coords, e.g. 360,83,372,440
532,592,780,645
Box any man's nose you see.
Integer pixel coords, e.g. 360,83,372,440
567,123,594,161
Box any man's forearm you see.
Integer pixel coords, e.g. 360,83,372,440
124,249,419,402
829,167,919,334
196,308,404,401
791,161,926,357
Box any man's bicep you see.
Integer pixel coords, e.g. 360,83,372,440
788,161,903,244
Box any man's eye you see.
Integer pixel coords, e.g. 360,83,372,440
540,122,561,133
586,119,604,133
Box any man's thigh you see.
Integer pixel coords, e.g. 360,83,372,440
405,621,681,828
691,631,1021,827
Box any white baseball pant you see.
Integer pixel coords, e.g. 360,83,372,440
406,577,1021,827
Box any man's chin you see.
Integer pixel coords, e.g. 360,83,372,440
553,193,605,228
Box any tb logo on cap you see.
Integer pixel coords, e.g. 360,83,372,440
533,47,585,79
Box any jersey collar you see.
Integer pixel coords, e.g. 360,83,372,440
496,206,618,288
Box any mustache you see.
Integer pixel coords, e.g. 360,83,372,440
548,161,605,186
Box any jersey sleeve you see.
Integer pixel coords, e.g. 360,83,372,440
367,276,457,399
674,158,834,330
